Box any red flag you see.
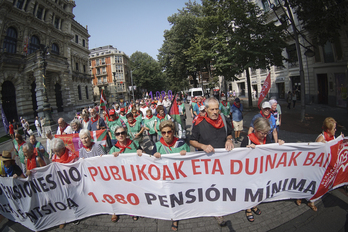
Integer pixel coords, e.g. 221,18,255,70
257,72,271,109
100,89,109,118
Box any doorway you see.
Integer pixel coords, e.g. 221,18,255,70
1,81,18,121
317,74,328,104
55,83,64,112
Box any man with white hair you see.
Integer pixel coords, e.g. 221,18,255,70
190,97,233,227
56,118,73,135
139,102,149,119
269,98,281,133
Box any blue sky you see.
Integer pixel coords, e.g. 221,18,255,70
74,0,193,60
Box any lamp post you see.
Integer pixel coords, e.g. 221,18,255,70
130,70,135,102
112,71,117,103
40,44,53,125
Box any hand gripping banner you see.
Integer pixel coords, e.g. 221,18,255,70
0,137,347,231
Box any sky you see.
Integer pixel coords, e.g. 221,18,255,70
73,0,193,60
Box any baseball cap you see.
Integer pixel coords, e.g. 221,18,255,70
120,108,125,112
109,109,116,115
235,98,240,103
199,105,205,111
262,102,271,109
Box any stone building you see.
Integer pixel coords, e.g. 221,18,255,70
89,45,131,103
0,0,93,123
227,0,348,108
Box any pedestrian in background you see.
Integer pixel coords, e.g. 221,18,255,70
292,90,297,108
34,116,42,137
230,97,243,142
286,91,292,109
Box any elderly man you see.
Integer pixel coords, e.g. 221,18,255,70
163,96,171,112
190,97,234,227
248,101,278,142
56,118,73,135
139,102,149,119
87,108,106,131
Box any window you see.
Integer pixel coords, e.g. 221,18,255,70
75,35,78,43
115,56,123,63
3,27,17,54
261,0,270,12
85,86,89,99
102,67,106,74
115,65,123,72
76,62,79,72
96,67,100,75
36,6,43,19
16,0,25,9
102,58,105,64
28,35,40,54
96,59,100,66
24,0,30,11
323,41,334,63
83,65,86,73
82,39,85,47
286,44,298,64
54,17,60,29
78,86,82,100
51,43,59,55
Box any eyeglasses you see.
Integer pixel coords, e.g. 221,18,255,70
161,130,173,135
257,131,268,136
115,131,126,136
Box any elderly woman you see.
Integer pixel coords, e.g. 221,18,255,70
81,113,90,130
125,113,145,147
29,134,50,165
153,120,190,231
51,138,79,164
12,133,26,173
154,105,171,139
79,129,106,159
241,117,284,222
71,119,82,134
23,143,46,177
0,151,25,178
107,126,142,222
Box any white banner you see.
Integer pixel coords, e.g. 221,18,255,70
1,137,347,231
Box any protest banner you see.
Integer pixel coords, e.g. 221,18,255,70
0,137,347,231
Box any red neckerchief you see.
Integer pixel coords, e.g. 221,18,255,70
104,116,108,121
53,148,78,164
18,141,25,151
260,110,270,119
157,114,165,120
233,102,240,108
108,115,119,122
197,102,203,107
116,139,133,153
27,149,39,171
60,123,69,134
160,137,179,151
248,133,266,145
83,118,89,123
146,115,153,119
91,115,99,123
177,103,182,106
151,105,156,109
221,101,227,107
82,142,95,151
324,131,334,141
195,114,224,129
141,106,147,109
128,119,137,126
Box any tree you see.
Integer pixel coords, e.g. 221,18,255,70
201,0,287,106
130,51,166,94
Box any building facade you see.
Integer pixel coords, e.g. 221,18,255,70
0,0,93,123
227,0,348,108
89,45,131,103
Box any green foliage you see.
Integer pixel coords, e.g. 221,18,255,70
288,0,348,45
130,51,166,93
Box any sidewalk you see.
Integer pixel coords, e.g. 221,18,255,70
0,102,347,232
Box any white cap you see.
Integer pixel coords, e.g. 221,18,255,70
157,102,163,106
199,105,205,111
262,101,271,109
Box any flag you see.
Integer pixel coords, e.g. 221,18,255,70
55,129,108,153
100,89,109,117
257,72,271,108
1,104,9,134
169,96,185,139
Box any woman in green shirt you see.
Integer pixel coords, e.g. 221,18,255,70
152,120,190,231
125,113,145,147
154,105,171,139
144,109,157,147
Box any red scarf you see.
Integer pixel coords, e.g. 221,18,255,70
52,148,78,164
18,141,25,151
151,105,156,109
324,131,334,141
91,115,99,123
108,116,119,122
195,114,224,129
233,102,240,108
141,106,147,109
248,133,266,145
160,137,179,151
83,118,89,123
157,114,165,120
82,142,95,151
128,119,137,126
260,110,270,119
60,123,69,134
27,149,39,171
221,101,227,107
146,115,153,119
116,139,133,153
197,102,203,107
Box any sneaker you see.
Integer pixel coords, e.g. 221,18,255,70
215,216,226,227
73,220,80,225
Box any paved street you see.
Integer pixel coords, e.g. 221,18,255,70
0,100,347,232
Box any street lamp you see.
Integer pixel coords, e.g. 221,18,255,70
112,71,117,103
40,44,53,125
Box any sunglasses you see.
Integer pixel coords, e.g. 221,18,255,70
115,131,126,136
257,131,268,136
161,130,173,135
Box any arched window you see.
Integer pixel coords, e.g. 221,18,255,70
28,35,40,54
85,86,89,99
51,43,59,55
3,27,17,53
78,85,82,100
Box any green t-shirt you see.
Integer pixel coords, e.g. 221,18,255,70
109,141,139,154
219,102,231,116
107,118,125,140
144,116,157,135
126,119,143,140
154,139,190,154
13,140,25,164
119,115,127,122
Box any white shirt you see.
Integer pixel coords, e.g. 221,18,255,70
139,106,149,119
35,120,40,127
163,99,171,108
56,125,73,135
